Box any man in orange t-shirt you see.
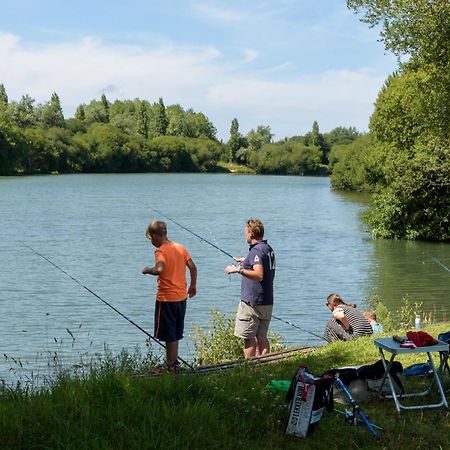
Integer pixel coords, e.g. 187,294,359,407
142,220,197,371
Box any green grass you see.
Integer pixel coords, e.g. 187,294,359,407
1,324,449,449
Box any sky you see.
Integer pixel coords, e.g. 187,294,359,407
0,0,398,141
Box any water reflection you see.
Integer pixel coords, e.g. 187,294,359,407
367,239,450,321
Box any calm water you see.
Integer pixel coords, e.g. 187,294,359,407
1,174,449,383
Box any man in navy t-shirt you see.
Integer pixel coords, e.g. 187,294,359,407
225,219,275,358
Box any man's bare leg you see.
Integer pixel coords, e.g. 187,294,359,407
256,335,270,356
243,338,257,359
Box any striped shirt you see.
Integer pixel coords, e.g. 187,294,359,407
324,305,373,342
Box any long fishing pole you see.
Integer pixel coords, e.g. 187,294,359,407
20,241,194,370
139,202,234,259
430,255,450,273
215,291,327,342
271,314,327,342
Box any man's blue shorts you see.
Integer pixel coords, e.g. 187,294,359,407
154,299,187,342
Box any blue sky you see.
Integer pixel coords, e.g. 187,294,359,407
0,0,397,140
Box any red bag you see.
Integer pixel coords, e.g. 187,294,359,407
406,331,438,347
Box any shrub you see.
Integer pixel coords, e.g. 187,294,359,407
366,294,396,332
191,309,284,365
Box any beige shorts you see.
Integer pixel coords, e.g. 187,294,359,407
234,301,273,339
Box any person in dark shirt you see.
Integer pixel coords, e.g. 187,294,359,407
225,219,276,358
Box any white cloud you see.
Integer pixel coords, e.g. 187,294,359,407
0,32,388,140
206,68,384,137
192,3,245,22
242,48,259,63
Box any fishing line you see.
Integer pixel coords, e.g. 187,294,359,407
430,255,450,274
271,315,327,342
215,291,327,342
139,202,327,342
20,241,194,370
138,201,234,259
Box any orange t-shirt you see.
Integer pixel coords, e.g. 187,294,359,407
154,241,191,302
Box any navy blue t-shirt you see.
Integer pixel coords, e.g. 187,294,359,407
240,240,275,306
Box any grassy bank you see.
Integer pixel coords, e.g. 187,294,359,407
1,323,449,449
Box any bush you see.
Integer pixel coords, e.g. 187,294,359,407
191,309,284,365
366,295,396,332
365,140,450,240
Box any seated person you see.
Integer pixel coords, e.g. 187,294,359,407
324,293,373,342
363,310,384,334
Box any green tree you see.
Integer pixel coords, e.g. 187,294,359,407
75,104,86,121
0,84,8,106
366,140,450,240
329,134,380,191
227,118,241,163
347,0,450,67
325,126,361,147
0,110,25,174
84,99,109,124
151,97,168,137
11,95,36,128
166,104,186,137
338,0,450,240
191,112,217,140
246,125,272,152
41,92,65,128
249,141,322,175
101,94,110,123
305,121,329,163
109,99,137,134
136,101,150,138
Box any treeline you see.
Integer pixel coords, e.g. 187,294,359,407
0,85,360,176
0,93,222,174
227,120,360,175
328,0,450,241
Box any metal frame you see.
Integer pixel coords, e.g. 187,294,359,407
374,337,449,412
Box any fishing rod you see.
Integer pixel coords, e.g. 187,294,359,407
430,255,450,274
216,291,327,342
271,314,327,342
20,241,194,370
138,201,234,259
139,203,328,341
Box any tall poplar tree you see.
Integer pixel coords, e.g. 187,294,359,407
227,118,241,163
136,101,150,138
309,121,329,163
42,92,65,128
154,97,168,136
101,94,110,123
0,84,8,105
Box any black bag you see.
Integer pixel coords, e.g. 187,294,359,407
357,359,402,378
330,360,404,394
357,359,404,394
285,367,334,438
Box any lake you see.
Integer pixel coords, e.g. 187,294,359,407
1,173,449,384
